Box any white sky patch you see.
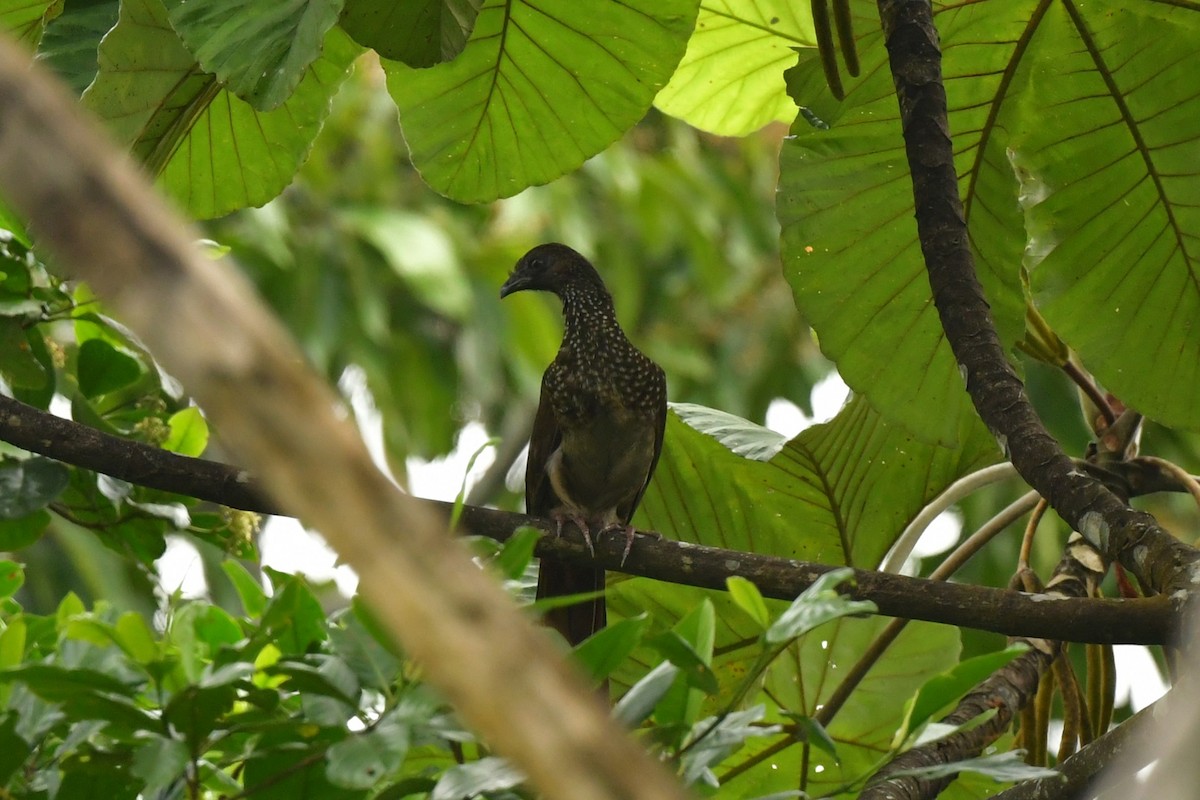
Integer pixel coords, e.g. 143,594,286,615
260,518,359,596
156,535,208,599
339,364,396,481
764,371,850,438
1113,645,1167,712
405,421,495,502
908,508,962,561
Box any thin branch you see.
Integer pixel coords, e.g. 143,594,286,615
989,699,1156,800
0,394,279,513
881,462,1018,573
0,393,1178,646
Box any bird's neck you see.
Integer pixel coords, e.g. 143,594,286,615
559,287,628,356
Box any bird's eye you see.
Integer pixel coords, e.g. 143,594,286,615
529,258,543,270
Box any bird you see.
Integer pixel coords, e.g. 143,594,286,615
500,243,667,647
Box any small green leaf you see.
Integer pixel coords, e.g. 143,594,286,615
493,526,540,581
325,711,410,789
653,600,715,728
785,713,839,762
266,656,359,706
649,630,718,695
613,661,679,728
260,570,327,654
726,576,770,630
0,714,31,785
891,750,1061,783
222,560,267,618
0,318,47,389
328,611,399,695
680,706,781,787
0,663,139,701
573,614,649,683
163,406,208,457
193,605,243,652
55,591,85,627
114,611,160,665
431,756,523,800
0,510,49,551
0,562,22,601
132,734,190,794
0,616,26,708
0,458,68,519
900,644,1030,741
77,338,142,398
673,403,788,461
766,567,877,645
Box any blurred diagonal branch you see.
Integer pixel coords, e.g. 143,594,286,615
0,32,690,800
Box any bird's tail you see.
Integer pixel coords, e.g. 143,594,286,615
536,555,606,647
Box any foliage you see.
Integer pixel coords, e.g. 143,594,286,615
0,0,1198,798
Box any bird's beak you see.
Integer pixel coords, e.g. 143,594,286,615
499,271,529,299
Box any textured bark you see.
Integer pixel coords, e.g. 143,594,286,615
876,0,1199,596
866,1,1198,797
862,646,1058,799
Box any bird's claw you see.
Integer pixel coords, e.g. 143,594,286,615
551,511,595,557
598,523,638,567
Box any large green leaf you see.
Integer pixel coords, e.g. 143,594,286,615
163,0,344,111
777,0,1033,445
609,586,959,796
34,0,119,94
654,0,815,136
0,458,69,520
82,0,359,218
752,616,960,798
0,0,60,48
385,0,699,202
1012,5,1200,431
610,401,992,787
339,0,480,66
636,398,996,570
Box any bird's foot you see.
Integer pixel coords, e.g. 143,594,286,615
551,510,595,557
597,522,642,567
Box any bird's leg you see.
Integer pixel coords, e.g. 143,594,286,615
551,509,596,556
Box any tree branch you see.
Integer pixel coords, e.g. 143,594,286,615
865,1,1200,796
876,0,1199,596
0,393,1179,646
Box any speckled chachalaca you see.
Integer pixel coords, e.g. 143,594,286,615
500,243,667,646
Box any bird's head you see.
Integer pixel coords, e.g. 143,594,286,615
500,243,607,299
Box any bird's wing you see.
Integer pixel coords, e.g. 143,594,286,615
525,372,563,516
625,366,668,523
